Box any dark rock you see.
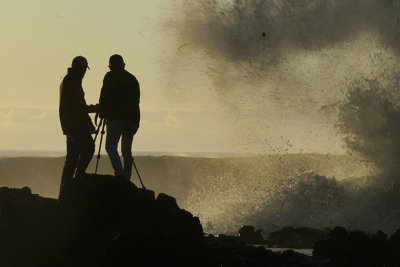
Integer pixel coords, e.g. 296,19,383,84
217,234,240,243
238,225,265,244
328,226,347,239
281,249,306,263
21,186,32,195
105,229,211,267
0,174,204,266
313,226,400,267
213,234,246,252
0,187,58,267
267,226,327,248
372,230,387,245
388,229,400,247
0,175,335,266
156,192,180,212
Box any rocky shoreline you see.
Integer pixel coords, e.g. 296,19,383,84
0,174,398,266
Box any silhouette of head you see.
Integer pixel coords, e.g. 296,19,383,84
109,54,125,71
71,56,89,77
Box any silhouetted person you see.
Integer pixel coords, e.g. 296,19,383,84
59,56,98,198
98,54,140,180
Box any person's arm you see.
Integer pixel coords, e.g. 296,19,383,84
134,79,140,105
60,81,77,123
130,76,140,125
98,73,111,118
86,104,99,113
128,75,140,105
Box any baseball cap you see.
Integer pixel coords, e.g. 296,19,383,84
72,56,90,69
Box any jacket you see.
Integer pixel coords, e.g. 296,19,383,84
59,68,94,135
98,69,140,124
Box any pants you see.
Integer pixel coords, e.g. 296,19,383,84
59,131,95,198
105,120,138,180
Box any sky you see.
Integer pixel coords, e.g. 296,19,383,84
0,0,233,153
1,0,399,154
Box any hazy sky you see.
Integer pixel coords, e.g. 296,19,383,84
1,0,398,154
0,0,231,152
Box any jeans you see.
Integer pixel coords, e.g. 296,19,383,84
105,120,138,179
59,131,95,198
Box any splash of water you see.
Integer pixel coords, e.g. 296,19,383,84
164,1,400,153
181,155,376,234
338,62,400,176
157,1,400,234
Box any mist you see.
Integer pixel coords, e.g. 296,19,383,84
338,64,400,177
162,0,400,154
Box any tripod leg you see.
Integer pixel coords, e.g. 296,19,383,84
133,157,145,189
95,120,107,174
93,118,103,143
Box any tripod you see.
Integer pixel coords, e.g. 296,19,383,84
93,118,146,189
94,118,106,174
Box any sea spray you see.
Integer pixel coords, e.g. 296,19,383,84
163,1,400,154
184,168,400,235
182,64,400,235
338,66,400,177
180,155,375,235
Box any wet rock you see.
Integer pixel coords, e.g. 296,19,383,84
156,192,180,212
0,187,56,222
314,226,400,267
371,230,387,245
106,229,211,267
238,225,265,244
0,175,336,266
0,174,204,266
267,226,327,248
0,186,58,267
388,228,400,247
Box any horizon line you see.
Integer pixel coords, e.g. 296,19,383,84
0,149,347,156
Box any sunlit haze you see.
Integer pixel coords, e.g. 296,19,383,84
1,0,395,154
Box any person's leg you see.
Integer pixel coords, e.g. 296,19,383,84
59,135,79,198
121,121,137,180
105,120,124,176
75,131,95,177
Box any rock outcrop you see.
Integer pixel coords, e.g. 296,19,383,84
0,174,334,266
314,226,400,267
266,226,327,249
238,225,265,244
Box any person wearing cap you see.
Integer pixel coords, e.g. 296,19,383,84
59,56,98,198
98,54,140,180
